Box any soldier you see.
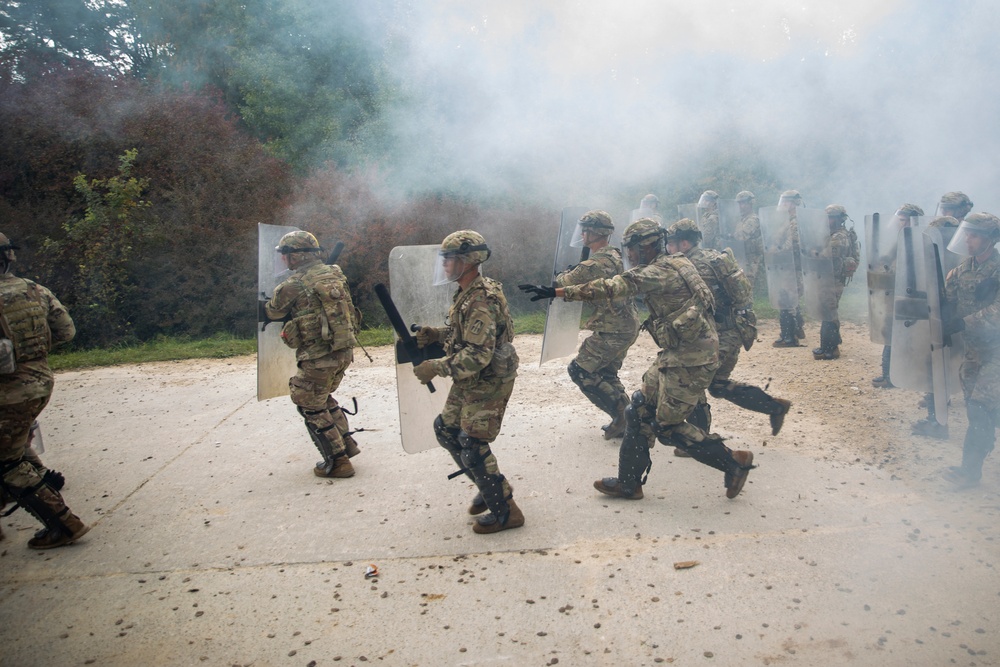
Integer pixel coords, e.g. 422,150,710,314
263,231,361,478
697,190,721,250
936,213,1000,488
0,232,89,549
734,191,765,289
521,218,756,501
811,205,860,360
638,194,662,222
663,219,791,453
554,211,640,439
871,204,924,388
413,231,524,534
912,191,973,438
770,190,807,347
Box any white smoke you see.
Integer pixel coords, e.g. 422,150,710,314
374,0,999,217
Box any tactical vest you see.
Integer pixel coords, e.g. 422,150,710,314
280,263,357,352
449,277,518,378
642,254,716,350
0,277,51,363
688,247,753,331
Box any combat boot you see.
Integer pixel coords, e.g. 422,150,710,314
314,455,355,478
343,434,361,458
673,447,692,458
27,512,90,550
602,402,627,440
770,398,792,435
472,499,524,534
812,345,840,360
724,451,755,499
593,477,644,499
469,484,514,515
871,375,894,389
911,418,949,440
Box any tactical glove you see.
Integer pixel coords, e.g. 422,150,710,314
943,317,966,338
518,284,558,302
414,361,439,384
415,326,440,348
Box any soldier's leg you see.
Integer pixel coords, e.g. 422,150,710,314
0,400,88,549
456,376,521,533
708,379,792,435
873,345,894,388
290,360,352,478
773,310,800,347
567,359,619,416
943,399,995,488
326,397,360,458
594,390,655,499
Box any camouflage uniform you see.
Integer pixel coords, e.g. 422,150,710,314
939,214,1000,486
559,218,755,500
417,230,523,533
555,212,640,436
734,191,764,288
697,191,721,250
265,231,360,478
665,220,791,438
812,205,859,360
770,191,806,346
0,232,89,549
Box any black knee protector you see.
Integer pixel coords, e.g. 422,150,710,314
965,400,996,458
567,359,594,387
711,380,776,415
687,401,712,432
569,359,618,416
617,427,652,493
434,415,462,456
0,459,73,532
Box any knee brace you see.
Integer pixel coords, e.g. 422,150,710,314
568,360,618,416
434,415,462,456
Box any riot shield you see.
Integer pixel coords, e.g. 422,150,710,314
888,227,962,402
717,199,746,267
677,203,697,224
540,207,590,365
257,223,301,401
866,213,895,344
797,208,836,320
758,206,799,310
388,245,455,453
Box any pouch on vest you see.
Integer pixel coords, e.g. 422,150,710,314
489,341,520,377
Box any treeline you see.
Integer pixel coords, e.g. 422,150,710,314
0,1,782,348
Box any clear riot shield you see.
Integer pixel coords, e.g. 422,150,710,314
888,227,962,401
540,207,590,365
630,206,662,223
866,213,895,344
759,206,799,310
257,223,301,401
388,245,455,453
797,208,836,320
677,203,697,225
717,199,746,267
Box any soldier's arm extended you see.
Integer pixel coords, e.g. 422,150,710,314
555,255,612,287
560,271,641,304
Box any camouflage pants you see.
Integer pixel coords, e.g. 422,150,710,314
744,254,763,291
289,349,354,456
573,330,639,412
0,396,51,497
713,328,743,382
441,373,516,499
637,354,718,445
961,347,1000,409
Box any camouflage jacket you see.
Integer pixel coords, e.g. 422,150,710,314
266,257,357,361
946,249,1000,350
0,274,75,404
429,275,516,382
699,210,720,250
555,246,639,334
822,226,858,284
684,247,754,331
563,252,718,367
733,212,764,259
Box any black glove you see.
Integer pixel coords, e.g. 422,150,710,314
943,317,966,338
257,298,270,323
518,284,557,302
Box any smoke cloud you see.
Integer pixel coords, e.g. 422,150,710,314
373,0,999,218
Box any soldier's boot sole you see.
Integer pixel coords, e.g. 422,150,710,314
871,376,894,389
772,338,801,348
593,477,643,499
911,419,949,440
472,500,525,534
28,515,90,550
673,447,692,458
725,451,754,499
812,347,840,360
770,398,792,436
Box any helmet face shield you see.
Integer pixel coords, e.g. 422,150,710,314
946,217,1000,256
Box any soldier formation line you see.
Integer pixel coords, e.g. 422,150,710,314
1,188,997,544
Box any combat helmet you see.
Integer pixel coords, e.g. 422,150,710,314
440,230,490,265
825,204,848,225
640,194,660,209
0,232,18,274
736,191,756,203
896,203,924,218
578,210,614,235
276,231,322,254
939,191,973,215
697,190,720,208
622,218,665,248
664,218,703,245
959,213,1000,241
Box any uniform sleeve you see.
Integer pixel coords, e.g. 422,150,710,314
733,215,758,242
563,271,640,303
701,213,720,248
555,255,614,287
265,280,299,319
433,296,497,381
42,286,75,346
965,269,1000,334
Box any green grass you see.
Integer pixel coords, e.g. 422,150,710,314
49,291,868,372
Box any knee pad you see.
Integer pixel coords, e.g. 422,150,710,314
458,432,492,475
434,415,462,455
567,360,596,387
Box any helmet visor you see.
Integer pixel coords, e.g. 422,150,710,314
946,219,999,256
